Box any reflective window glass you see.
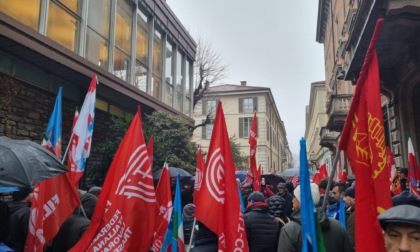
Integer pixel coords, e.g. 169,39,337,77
134,62,147,92
153,29,162,76
176,50,184,92
47,1,79,51
85,28,109,70
165,41,173,84
136,9,148,64
185,59,191,98
184,97,190,116
87,0,110,38
151,75,161,99
115,0,132,54
164,83,173,106
58,0,79,14
114,48,130,81
0,0,40,30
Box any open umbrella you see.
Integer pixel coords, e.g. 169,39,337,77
235,170,248,182
261,173,286,186
153,167,192,182
0,136,69,188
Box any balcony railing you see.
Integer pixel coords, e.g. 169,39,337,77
319,126,340,151
326,94,352,132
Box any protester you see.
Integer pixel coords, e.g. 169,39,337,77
285,181,295,196
3,187,33,252
317,178,334,207
75,189,98,220
276,182,293,217
278,183,353,252
241,183,253,203
329,182,347,220
344,186,355,247
190,221,218,252
392,190,420,207
397,167,409,192
87,186,101,197
51,214,90,251
244,191,280,252
260,179,275,199
0,200,9,242
183,203,196,246
378,204,420,252
266,195,290,228
181,180,194,209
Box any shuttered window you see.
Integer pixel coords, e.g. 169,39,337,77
201,119,214,139
202,100,218,115
239,97,257,113
239,117,254,138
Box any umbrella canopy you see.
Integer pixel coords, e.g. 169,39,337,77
261,173,286,186
235,170,248,182
280,167,314,177
0,136,69,188
152,167,192,181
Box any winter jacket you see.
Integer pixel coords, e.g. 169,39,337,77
276,191,293,217
3,201,31,252
277,208,354,252
346,206,355,248
244,202,281,252
266,196,289,228
52,214,90,251
190,222,218,252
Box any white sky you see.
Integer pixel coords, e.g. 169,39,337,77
166,0,325,156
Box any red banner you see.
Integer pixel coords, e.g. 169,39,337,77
249,112,260,191
194,147,205,204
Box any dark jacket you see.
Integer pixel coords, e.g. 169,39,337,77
276,191,293,217
346,206,355,248
277,208,354,252
3,201,31,252
266,196,289,228
51,215,90,252
244,202,280,252
190,222,218,252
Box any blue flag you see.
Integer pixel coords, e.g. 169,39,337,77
339,196,346,230
300,138,318,252
238,182,245,213
42,87,62,158
161,173,184,251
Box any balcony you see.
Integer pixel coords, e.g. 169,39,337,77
326,94,352,132
319,126,340,151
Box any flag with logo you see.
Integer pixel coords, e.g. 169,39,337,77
69,106,156,252
408,135,420,197
161,174,184,252
26,88,80,251
194,101,249,252
249,112,260,191
338,19,392,251
386,147,401,195
194,147,205,203
69,74,97,185
147,135,154,168
152,162,173,251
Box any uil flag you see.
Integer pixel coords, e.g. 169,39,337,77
408,136,420,197
26,89,80,252
42,87,62,158
249,112,260,191
161,174,184,252
194,147,205,203
69,106,156,252
70,74,97,185
195,101,249,252
152,162,173,251
338,19,392,251
147,135,154,168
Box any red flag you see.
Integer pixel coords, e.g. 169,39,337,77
147,134,154,168
386,147,401,195
243,170,253,185
273,169,277,174
312,171,321,184
319,163,328,180
341,170,348,183
194,147,205,204
336,160,342,182
195,101,249,252
408,136,420,197
66,109,79,187
152,162,173,251
69,106,156,252
249,112,260,191
338,19,392,252
290,176,299,188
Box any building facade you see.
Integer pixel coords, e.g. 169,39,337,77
316,0,420,169
193,81,292,173
304,81,334,172
0,0,196,183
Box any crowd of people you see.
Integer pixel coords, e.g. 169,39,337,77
1,166,420,251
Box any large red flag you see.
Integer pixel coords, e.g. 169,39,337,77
249,112,261,191
194,147,205,204
147,134,154,168
70,106,156,252
338,19,392,252
195,101,249,252
408,136,420,197
319,163,328,180
152,162,173,251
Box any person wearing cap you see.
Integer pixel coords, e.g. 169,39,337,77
378,204,420,251
244,191,280,251
182,203,196,247
278,183,353,252
3,187,33,252
392,190,420,207
397,167,409,192
276,182,293,217
344,186,355,247
241,183,253,204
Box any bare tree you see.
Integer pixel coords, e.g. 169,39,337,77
191,37,229,131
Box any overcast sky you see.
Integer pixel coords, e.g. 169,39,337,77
166,0,325,156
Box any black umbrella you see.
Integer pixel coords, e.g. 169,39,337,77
153,167,192,181
261,173,286,186
0,136,69,188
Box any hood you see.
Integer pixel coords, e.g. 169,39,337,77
8,201,30,214
289,207,331,230
245,202,269,213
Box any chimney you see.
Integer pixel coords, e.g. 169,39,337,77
240,81,247,86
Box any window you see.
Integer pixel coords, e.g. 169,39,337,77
175,50,184,111
114,0,132,81
134,9,148,92
0,0,41,30
202,100,217,115
202,120,214,139
152,29,162,99
165,40,173,84
184,60,192,115
239,97,257,113
239,117,253,138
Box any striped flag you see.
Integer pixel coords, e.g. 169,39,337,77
408,135,420,197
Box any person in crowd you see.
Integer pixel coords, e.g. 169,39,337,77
260,178,275,199
392,190,420,207
0,200,9,242
266,195,290,228
276,182,293,217
397,167,409,192
285,181,295,196
317,178,335,207
378,204,420,252
241,183,253,204
183,203,196,246
244,191,280,252
190,221,218,252
344,186,355,247
3,187,33,252
329,182,347,220
278,183,353,252
87,186,101,198
75,189,98,220
51,214,90,251
181,180,194,209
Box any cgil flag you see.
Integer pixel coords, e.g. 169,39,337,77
69,106,156,252
338,18,392,251
249,112,261,191
160,174,184,252
152,162,173,251
194,147,205,204
70,74,97,185
194,101,249,252
408,135,420,197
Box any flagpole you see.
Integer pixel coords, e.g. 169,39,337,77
61,132,74,164
188,217,197,250
322,149,340,210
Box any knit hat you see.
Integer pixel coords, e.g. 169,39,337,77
183,203,196,222
248,191,265,203
397,167,408,176
12,187,33,202
277,182,287,188
344,187,355,199
293,183,320,205
392,191,420,207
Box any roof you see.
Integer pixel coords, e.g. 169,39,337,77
205,84,270,94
